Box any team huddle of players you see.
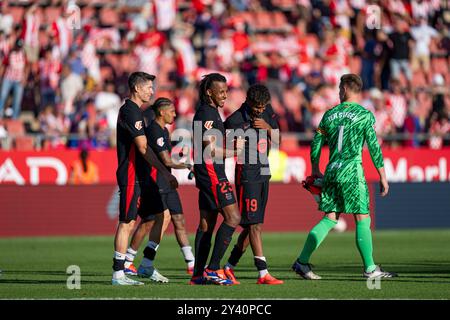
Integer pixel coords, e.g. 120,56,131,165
111,72,396,286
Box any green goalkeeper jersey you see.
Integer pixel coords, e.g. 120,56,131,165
311,101,384,183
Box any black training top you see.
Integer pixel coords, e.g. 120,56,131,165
116,99,148,186
225,103,279,184
193,103,229,187
145,120,172,193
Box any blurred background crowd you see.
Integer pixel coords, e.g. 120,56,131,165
0,0,449,151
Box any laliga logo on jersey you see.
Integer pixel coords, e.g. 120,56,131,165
135,121,143,130
204,121,214,130
157,137,165,147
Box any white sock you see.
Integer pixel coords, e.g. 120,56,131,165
225,262,235,270
113,251,126,278
141,257,153,268
259,269,269,278
124,247,137,268
126,247,137,262
181,246,195,262
114,251,126,260
255,256,268,278
113,270,125,279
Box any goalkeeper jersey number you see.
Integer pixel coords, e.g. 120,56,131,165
311,102,384,183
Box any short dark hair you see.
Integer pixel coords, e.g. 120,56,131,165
246,84,271,106
340,74,363,93
199,73,227,104
128,72,155,93
152,97,173,116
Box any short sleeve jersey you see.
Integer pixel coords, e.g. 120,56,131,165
145,120,172,193
116,99,147,186
225,103,279,184
193,103,229,187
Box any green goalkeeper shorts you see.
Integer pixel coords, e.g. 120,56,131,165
319,162,370,214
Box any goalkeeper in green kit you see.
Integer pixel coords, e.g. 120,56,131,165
292,74,397,280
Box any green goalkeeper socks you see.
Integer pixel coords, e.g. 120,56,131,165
298,217,337,264
355,217,376,273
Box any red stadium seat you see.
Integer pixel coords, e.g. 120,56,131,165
100,7,119,26
13,136,34,151
9,6,24,24
254,11,272,31
431,57,449,75
273,11,288,29
4,119,25,136
412,71,427,88
44,6,62,24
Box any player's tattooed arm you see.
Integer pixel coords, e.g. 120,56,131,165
134,135,179,189
202,136,244,159
158,150,192,170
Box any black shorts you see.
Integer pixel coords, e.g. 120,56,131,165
139,189,183,219
118,183,159,222
198,178,237,212
236,181,270,225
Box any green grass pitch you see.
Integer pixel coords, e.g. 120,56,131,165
0,230,449,299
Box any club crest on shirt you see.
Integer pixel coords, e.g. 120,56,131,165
204,121,214,130
157,137,164,147
135,121,143,130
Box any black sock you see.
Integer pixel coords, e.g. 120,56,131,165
254,257,268,271
143,246,156,260
208,223,236,271
193,229,213,277
228,245,245,267
112,258,125,272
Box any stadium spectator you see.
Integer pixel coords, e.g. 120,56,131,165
60,64,83,116
38,48,60,112
386,79,408,133
0,39,28,119
410,17,439,75
39,104,70,149
68,148,99,185
388,18,414,88
0,1,13,36
0,1,447,150
21,3,40,64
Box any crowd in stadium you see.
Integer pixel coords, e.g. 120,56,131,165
0,0,449,150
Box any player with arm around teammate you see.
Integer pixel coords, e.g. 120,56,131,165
123,98,196,280
112,72,178,286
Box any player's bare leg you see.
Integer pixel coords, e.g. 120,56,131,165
112,220,143,285
172,213,195,274
292,212,339,280
225,224,283,284
114,220,137,253
137,211,170,283
123,219,154,275
354,213,397,278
